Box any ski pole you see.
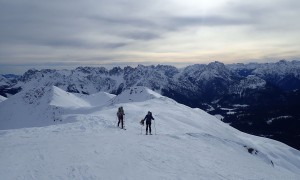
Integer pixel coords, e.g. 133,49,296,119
116,116,118,127
123,115,125,129
154,119,156,135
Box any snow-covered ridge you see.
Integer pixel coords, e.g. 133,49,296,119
0,86,300,179
0,85,115,130
267,116,293,124
230,75,267,96
109,86,163,104
228,60,300,78
0,85,164,130
50,86,115,108
50,86,91,108
228,60,300,70
0,75,12,87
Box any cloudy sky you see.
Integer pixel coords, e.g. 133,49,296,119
1,0,300,74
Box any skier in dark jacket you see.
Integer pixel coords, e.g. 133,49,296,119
117,106,125,129
144,111,154,135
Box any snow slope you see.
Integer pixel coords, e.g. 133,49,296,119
0,86,115,130
0,86,300,180
0,95,7,103
50,86,116,108
50,86,91,108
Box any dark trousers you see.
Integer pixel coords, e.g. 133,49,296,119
146,122,151,134
118,116,124,129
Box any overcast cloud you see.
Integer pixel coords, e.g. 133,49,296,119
0,0,300,73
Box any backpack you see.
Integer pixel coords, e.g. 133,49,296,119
117,107,124,117
140,119,145,126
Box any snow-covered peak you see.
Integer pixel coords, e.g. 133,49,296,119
182,61,231,81
227,60,300,90
109,86,163,104
229,60,300,76
0,75,11,86
208,61,227,70
155,64,179,78
0,85,54,129
252,61,300,77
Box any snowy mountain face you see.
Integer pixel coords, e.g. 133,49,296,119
228,60,300,90
0,74,19,86
0,86,300,179
0,75,10,87
0,74,22,97
1,60,300,150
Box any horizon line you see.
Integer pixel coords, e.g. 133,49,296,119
1,59,299,75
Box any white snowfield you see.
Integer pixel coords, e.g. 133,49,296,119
0,86,300,180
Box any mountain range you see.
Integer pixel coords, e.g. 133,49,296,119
1,60,300,150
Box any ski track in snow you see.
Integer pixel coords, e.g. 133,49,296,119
0,86,300,180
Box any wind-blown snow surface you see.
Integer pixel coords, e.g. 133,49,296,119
0,86,300,180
